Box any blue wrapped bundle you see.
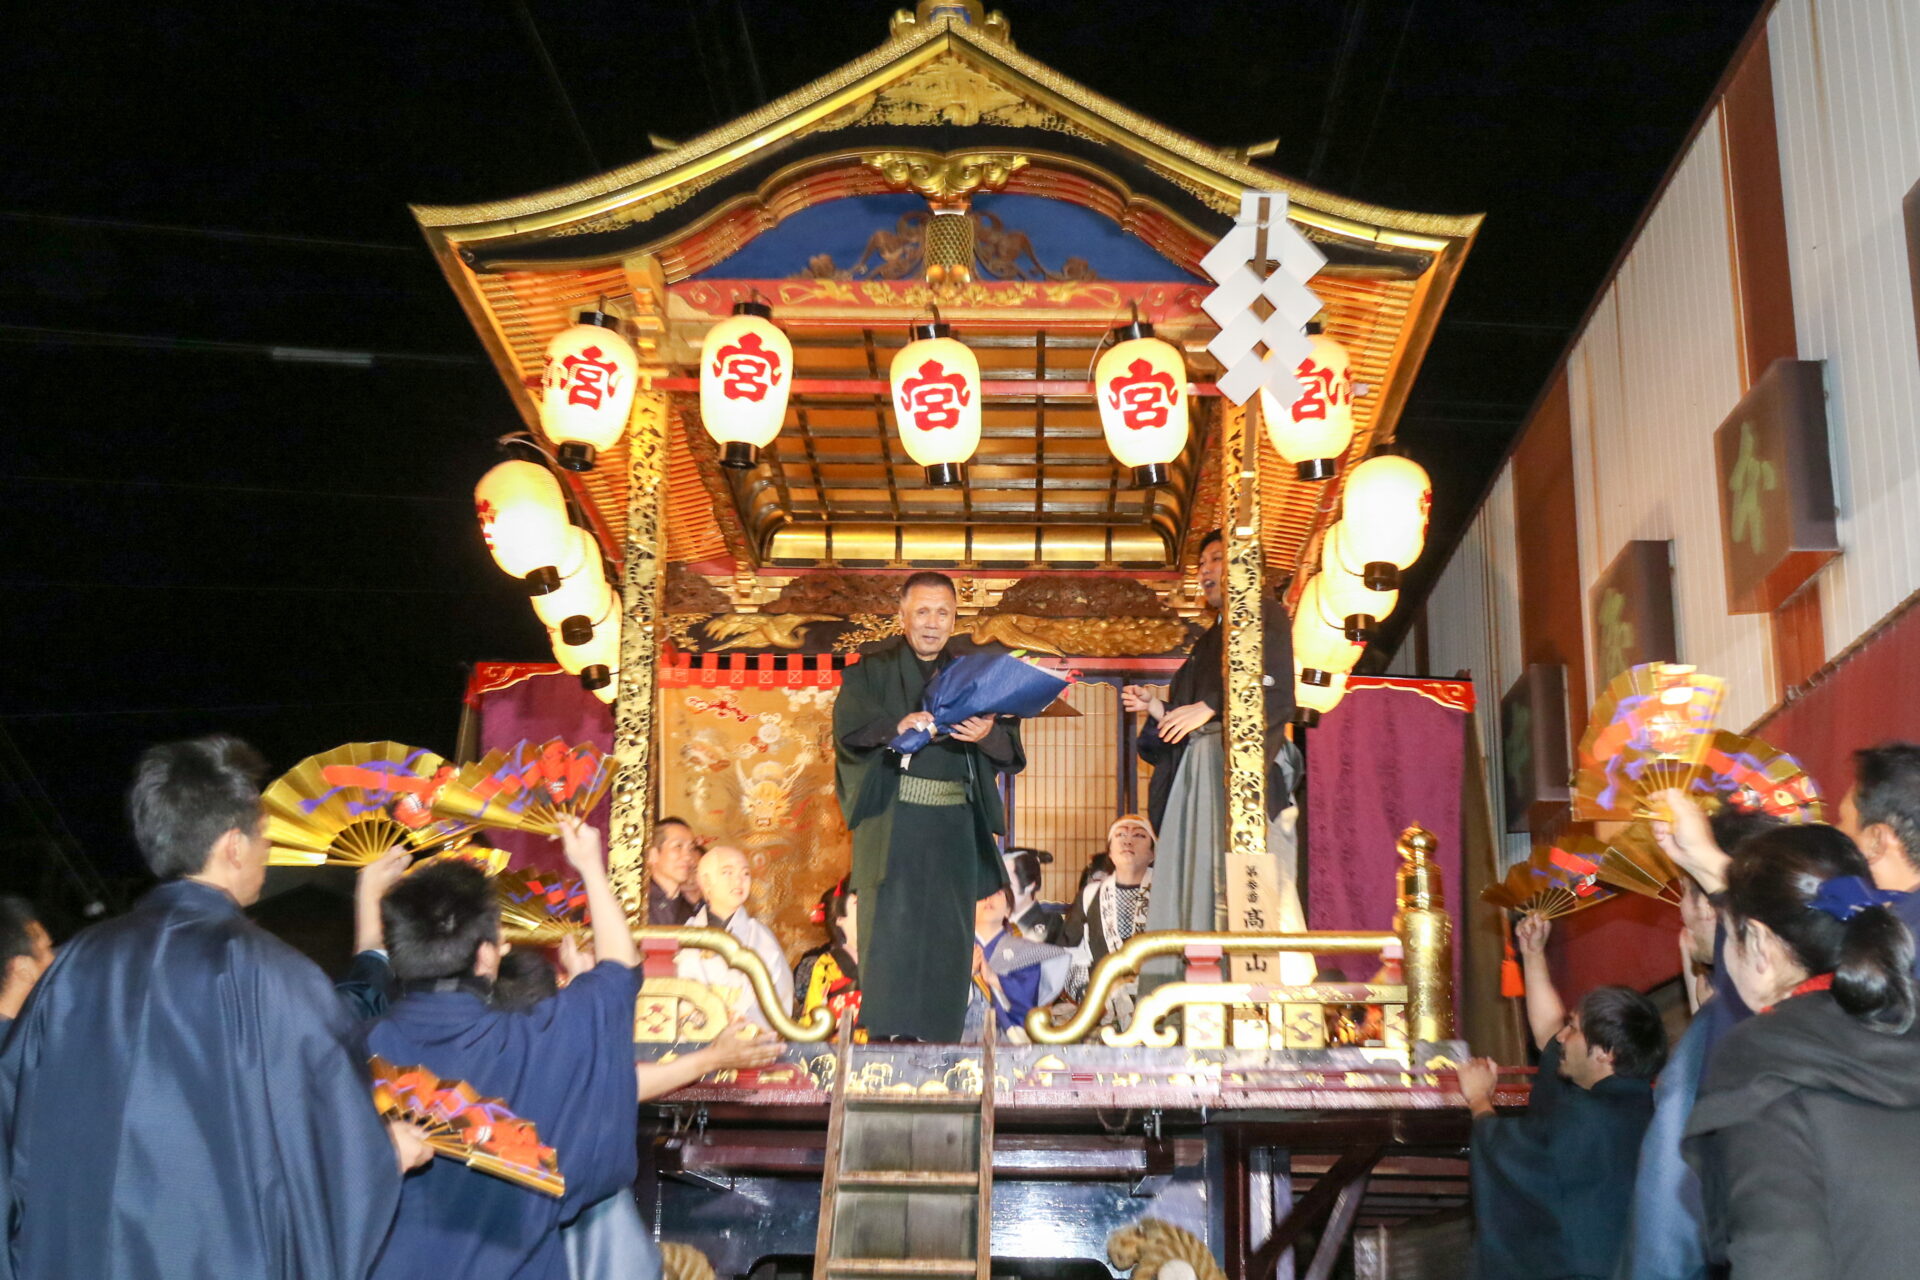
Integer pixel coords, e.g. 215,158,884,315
888,651,1072,755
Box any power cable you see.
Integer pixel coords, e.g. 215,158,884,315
509,0,601,173
1349,0,1421,190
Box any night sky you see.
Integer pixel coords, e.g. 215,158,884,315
1,0,1762,925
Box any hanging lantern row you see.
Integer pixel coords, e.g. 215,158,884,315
1288,451,1432,726
473,459,621,697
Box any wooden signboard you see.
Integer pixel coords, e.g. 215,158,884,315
1589,540,1676,688
1499,663,1570,833
1712,359,1839,613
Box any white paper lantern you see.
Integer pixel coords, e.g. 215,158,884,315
552,614,620,691
474,460,572,594
531,526,615,645
890,321,981,486
539,311,638,471
1292,572,1366,679
1260,325,1355,480
1338,452,1432,589
1292,669,1349,726
699,301,792,469
1094,320,1189,488
1319,521,1398,640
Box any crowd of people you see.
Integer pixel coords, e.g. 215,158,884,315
1462,742,1920,1280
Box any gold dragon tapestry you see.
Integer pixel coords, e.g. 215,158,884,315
659,657,852,964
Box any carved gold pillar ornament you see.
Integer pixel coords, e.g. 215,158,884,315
1393,823,1456,1042
1220,397,1268,857
608,387,669,910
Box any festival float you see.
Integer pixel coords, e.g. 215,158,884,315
390,2,1515,1272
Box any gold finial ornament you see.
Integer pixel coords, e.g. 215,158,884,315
1393,823,1456,1043
890,1,1011,43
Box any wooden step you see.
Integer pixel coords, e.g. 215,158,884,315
828,1258,978,1278
838,1170,980,1190
844,1093,983,1111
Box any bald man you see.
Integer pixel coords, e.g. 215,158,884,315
677,846,794,1033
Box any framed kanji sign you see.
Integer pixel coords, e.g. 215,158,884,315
1590,540,1676,689
1712,359,1838,613
1499,664,1571,833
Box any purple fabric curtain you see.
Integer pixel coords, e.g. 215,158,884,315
474,670,614,875
1304,680,1469,987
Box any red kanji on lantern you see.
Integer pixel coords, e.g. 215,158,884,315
897,359,973,430
558,345,623,411
1104,357,1180,430
1291,357,1351,423
709,330,785,403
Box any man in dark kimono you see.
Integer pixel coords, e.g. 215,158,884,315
1123,529,1295,832
644,816,701,926
1458,913,1666,1280
834,570,1025,1041
0,735,422,1280
369,816,641,1280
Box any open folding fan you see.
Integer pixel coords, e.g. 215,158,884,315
405,844,511,878
1694,730,1824,823
496,868,591,945
265,742,474,867
431,739,616,838
1573,663,1727,822
369,1056,564,1196
1482,844,1617,920
1555,831,1684,905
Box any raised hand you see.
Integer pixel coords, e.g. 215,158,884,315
1120,685,1164,720
388,1118,435,1174
1514,911,1550,958
1652,787,1729,892
557,816,605,877
1456,1057,1499,1113
1156,701,1216,744
354,847,412,954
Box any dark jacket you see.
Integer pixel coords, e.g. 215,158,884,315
1684,990,1920,1280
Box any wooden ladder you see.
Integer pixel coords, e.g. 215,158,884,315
813,1015,995,1280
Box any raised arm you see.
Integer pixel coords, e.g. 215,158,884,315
1653,787,1731,894
559,817,636,970
1515,912,1564,1051
635,1018,781,1099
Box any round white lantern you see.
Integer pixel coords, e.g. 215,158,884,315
1260,325,1355,481
531,526,615,646
1338,452,1432,589
1319,521,1398,640
1094,319,1189,488
1292,572,1366,680
474,460,572,595
539,311,638,471
890,321,981,486
700,301,793,469
552,614,620,691
1292,670,1349,727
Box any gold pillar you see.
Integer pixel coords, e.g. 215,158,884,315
1393,824,1456,1043
1220,398,1268,857
608,388,669,910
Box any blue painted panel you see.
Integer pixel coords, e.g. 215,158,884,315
690,192,1199,282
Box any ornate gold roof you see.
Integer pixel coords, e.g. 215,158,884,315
417,4,1480,578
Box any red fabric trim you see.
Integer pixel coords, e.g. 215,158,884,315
660,651,851,689
465,662,564,706
1346,675,1477,714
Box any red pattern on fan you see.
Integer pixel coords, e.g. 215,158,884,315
369,1056,564,1196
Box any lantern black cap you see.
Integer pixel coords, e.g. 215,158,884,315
1300,668,1334,687
1363,562,1401,592
1342,614,1377,643
1110,318,1155,343
575,309,621,331
923,462,964,487
580,665,613,692
559,615,594,646
1295,457,1337,482
1291,706,1322,727
557,441,597,472
732,300,773,320
523,565,561,597
1305,319,1325,336
721,442,758,470
909,321,953,342
1131,462,1171,489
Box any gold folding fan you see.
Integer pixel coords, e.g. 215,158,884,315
265,742,472,867
1573,663,1727,822
431,739,615,838
1482,843,1618,920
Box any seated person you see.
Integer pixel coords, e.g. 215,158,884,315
794,879,861,1030
1457,911,1666,1280
1002,846,1068,943
965,887,1071,1042
677,845,793,1033
369,817,641,1280
645,817,702,925
1066,814,1155,1027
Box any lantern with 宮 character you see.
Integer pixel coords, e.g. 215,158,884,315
552,615,619,692
1319,521,1397,641
539,311,638,471
1260,322,1355,481
890,319,981,486
699,301,792,469
1292,670,1348,727
1338,451,1432,590
1094,318,1189,488
474,460,572,595
1293,572,1366,681
530,526,615,646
